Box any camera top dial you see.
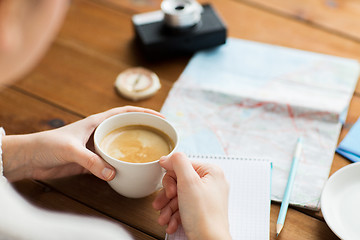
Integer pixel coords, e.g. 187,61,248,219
161,0,203,28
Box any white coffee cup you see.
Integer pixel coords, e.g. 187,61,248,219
94,112,178,198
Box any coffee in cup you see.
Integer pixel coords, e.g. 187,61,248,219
100,125,174,164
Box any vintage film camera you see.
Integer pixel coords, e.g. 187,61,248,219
132,0,227,59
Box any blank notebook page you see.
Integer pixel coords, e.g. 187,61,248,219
166,155,271,240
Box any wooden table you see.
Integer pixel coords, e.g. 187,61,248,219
2,0,359,239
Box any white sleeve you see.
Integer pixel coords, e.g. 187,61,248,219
0,127,5,182
0,128,135,240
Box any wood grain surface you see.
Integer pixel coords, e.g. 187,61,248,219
238,0,360,41
2,0,359,239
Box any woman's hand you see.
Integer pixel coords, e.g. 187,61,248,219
152,152,231,240
2,106,163,182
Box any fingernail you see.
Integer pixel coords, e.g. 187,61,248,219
160,156,169,162
102,168,114,180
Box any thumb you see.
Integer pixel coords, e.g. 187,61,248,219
75,148,115,181
160,152,199,184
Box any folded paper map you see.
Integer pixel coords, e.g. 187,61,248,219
161,38,360,210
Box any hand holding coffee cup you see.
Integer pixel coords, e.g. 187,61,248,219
94,112,178,198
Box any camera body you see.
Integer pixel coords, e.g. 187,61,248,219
132,2,227,59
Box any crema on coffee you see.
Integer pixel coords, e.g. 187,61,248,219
100,125,174,163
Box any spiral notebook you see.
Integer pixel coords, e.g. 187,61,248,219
166,155,272,240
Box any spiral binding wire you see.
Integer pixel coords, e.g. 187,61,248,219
187,154,269,162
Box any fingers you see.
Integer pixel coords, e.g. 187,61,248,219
152,189,170,211
153,188,180,233
121,106,165,119
166,211,181,234
152,172,178,210
192,162,225,179
78,106,164,136
162,172,177,199
93,106,164,125
158,197,179,226
156,152,229,237
75,148,115,181
160,152,199,185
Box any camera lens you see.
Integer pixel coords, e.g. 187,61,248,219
161,0,203,28
175,5,185,11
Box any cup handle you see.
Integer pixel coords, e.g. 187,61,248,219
156,167,166,190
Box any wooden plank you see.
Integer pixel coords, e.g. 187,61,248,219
12,180,157,240
58,0,189,82
15,42,173,116
270,203,339,240
43,175,166,239
237,0,360,41
0,87,79,134
90,0,162,14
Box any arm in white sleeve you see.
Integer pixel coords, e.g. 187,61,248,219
0,127,135,240
0,127,5,182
